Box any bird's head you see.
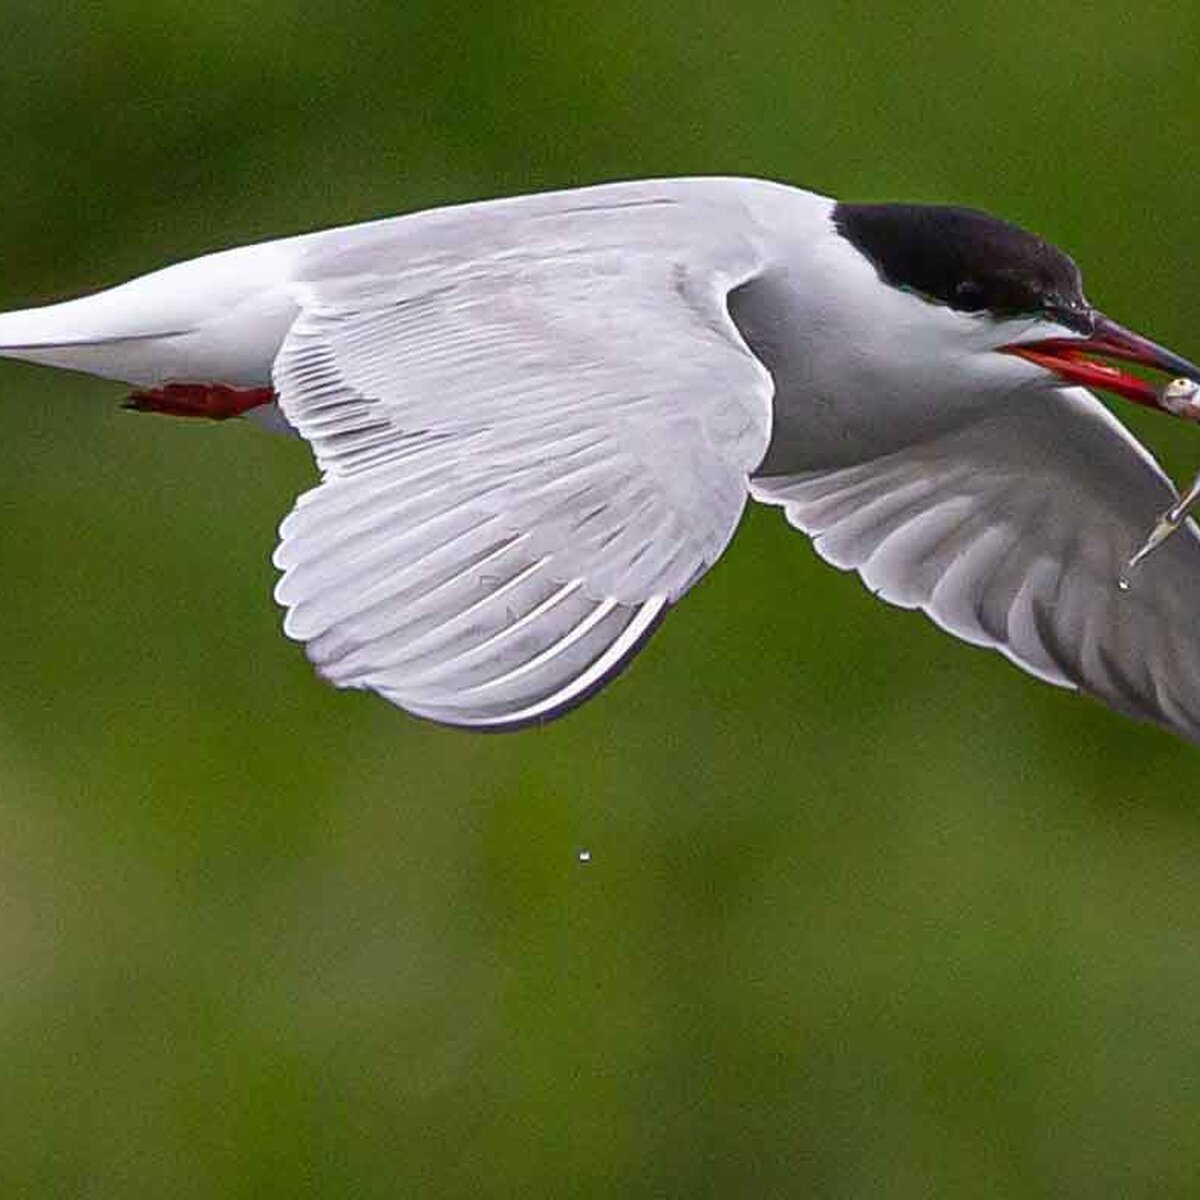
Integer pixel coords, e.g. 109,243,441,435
833,202,1200,417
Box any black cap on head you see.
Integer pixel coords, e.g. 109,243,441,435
833,202,1091,330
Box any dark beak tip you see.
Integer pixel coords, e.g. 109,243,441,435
1092,314,1200,384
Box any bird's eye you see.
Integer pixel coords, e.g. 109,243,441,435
954,280,988,311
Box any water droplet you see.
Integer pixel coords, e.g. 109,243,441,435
1117,575,1131,592
577,849,592,864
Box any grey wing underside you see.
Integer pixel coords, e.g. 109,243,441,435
270,186,775,728
751,387,1200,743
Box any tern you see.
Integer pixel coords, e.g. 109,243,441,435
2,177,1199,740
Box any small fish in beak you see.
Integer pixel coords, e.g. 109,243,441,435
1123,377,1200,584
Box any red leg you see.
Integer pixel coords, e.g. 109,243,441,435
124,383,276,420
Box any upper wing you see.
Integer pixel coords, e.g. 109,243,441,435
271,185,776,728
750,386,1200,742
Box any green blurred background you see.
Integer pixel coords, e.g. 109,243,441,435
1,3,1199,1195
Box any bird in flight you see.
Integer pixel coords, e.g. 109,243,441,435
1,178,1198,740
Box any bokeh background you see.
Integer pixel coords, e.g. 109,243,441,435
1,3,1200,1195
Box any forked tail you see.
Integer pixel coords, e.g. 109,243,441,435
0,235,299,387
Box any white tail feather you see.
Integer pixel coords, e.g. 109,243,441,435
0,237,301,386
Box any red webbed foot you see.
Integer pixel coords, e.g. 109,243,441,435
124,383,276,421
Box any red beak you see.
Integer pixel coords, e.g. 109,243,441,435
1001,315,1200,412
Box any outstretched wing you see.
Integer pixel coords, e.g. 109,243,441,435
751,387,1200,742
271,185,776,728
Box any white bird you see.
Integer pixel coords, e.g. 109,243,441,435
1,177,1198,739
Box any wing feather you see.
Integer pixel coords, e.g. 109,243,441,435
271,186,777,728
751,387,1200,742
